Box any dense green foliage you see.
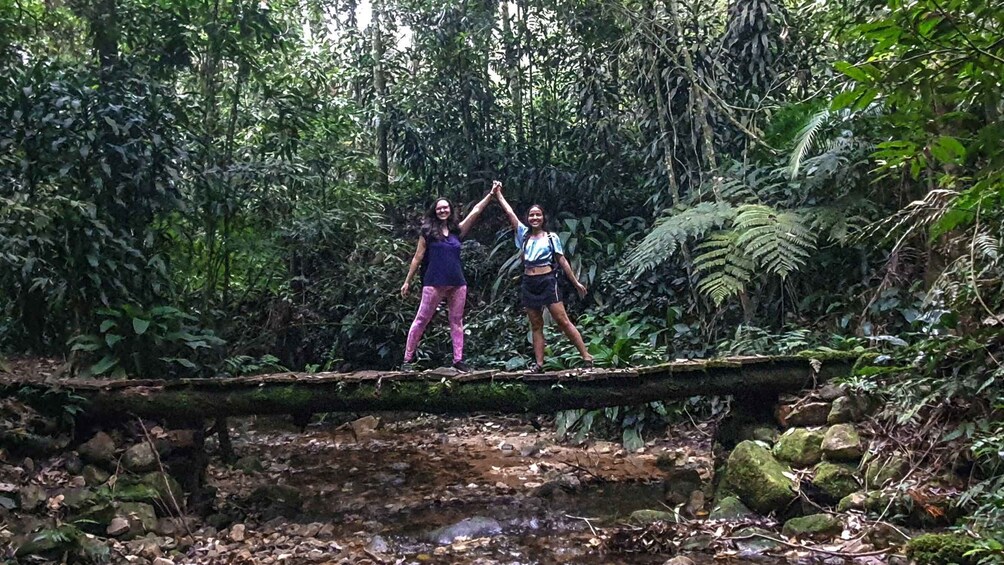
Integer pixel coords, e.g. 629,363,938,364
1,0,1003,551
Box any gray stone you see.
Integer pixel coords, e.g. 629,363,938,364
425,516,502,544
152,558,175,565
827,396,859,424
752,426,779,444
864,454,909,488
82,464,110,486
663,557,696,565
116,502,157,539
78,432,116,465
782,513,842,539
709,496,756,520
628,509,680,524
60,487,97,510
351,415,380,440
107,517,130,537
724,441,796,515
18,484,47,511
123,443,158,472
821,424,864,461
782,402,831,427
734,527,783,554
773,427,825,467
235,455,264,473
662,466,703,505
815,384,845,401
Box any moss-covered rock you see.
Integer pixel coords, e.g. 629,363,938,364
114,501,157,540
821,424,863,461
864,453,909,488
709,496,755,520
628,509,680,524
827,396,858,424
773,428,825,467
905,533,978,565
811,462,860,502
723,441,795,515
782,513,842,539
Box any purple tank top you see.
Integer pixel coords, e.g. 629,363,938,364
423,233,466,287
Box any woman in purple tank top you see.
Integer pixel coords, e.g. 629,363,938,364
400,191,494,372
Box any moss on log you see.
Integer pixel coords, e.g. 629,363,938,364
1,353,858,424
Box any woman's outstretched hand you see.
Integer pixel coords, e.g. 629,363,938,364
400,281,410,298
492,180,502,197
575,282,587,298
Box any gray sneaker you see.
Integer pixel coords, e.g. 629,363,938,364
452,360,472,373
400,362,417,373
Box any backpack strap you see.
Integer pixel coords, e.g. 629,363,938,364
521,231,558,267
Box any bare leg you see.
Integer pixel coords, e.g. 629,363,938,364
526,308,546,366
547,302,593,362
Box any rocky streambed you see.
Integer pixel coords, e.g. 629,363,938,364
0,379,971,564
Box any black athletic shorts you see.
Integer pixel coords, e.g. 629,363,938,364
521,272,561,309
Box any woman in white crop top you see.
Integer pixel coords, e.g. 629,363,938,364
493,181,594,373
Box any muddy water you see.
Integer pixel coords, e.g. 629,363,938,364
223,415,799,564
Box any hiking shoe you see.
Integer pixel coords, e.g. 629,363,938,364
452,360,472,373
400,362,417,373
526,361,545,374
583,359,595,370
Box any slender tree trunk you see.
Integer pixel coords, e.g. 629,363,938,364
372,0,389,190
665,0,717,174
501,3,524,145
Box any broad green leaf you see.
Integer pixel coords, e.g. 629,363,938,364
90,355,118,375
132,318,151,335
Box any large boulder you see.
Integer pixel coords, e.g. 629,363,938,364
723,441,796,515
772,428,824,467
812,462,860,502
821,424,864,461
827,397,859,424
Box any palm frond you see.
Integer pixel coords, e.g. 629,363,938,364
788,109,831,179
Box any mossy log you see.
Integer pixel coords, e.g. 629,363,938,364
1,354,857,424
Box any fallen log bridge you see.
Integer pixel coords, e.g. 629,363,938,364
3,354,859,424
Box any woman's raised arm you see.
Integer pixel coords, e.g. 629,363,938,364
459,190,494,238
493,180,519,229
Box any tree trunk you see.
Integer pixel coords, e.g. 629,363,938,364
3,355,859,425
372,0,390,190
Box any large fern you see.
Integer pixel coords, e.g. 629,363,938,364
623,201,736,274
694,231,754,304
734,204,816,278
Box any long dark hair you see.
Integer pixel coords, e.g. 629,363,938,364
420,197,461,241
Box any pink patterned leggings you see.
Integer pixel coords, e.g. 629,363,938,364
404,285,467,363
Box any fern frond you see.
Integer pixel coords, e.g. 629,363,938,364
973,230,1000,264
805,205,868,244
624,202,736,274
734,204,817,279
694,231,754,305
788,109,830,179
